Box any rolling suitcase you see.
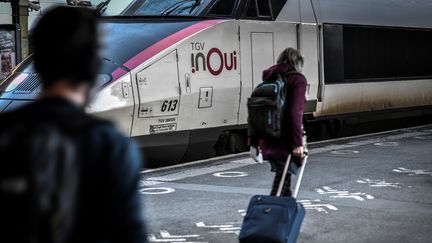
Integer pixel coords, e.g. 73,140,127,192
239,154,308,243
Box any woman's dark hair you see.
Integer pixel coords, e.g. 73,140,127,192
277,48,304,71
32,6,100,87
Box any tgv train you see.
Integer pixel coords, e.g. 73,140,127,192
1,0,432,165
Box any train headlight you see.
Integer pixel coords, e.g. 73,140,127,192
87,74,132,114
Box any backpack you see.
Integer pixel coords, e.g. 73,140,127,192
0,119,82,243
247,72,301,141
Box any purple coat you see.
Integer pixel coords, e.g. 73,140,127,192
250,64,307,161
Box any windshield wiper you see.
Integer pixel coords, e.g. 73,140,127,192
97,0,111,15
161,0,195,16
103,57,130,72
189,0,201,13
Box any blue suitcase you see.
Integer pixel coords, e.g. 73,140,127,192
239,154,308,243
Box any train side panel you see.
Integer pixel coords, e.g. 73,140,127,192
238,20,298,125
128,20,240,138
320,79,432,117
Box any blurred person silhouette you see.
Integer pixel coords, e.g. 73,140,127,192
249,48,307,197
0,6,147,243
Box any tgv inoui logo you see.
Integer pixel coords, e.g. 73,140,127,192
190,42,237,76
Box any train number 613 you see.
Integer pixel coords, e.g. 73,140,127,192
161,99,178,112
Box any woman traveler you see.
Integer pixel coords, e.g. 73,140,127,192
249,47,307,196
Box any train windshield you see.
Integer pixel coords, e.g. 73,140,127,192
14,57,116,86
0,57,118,96
123,0,212,16
95,0,134,16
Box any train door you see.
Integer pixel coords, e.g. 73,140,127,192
299,23,319,113
238,21,297,125
251,32,275,89
175,21,241,160
135,50,180,126
131,50,189,164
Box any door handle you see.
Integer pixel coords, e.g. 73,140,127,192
185,73,191,93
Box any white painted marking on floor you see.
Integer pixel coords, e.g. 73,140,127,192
330,150,360,155
148,231,206,243
374,142,400,147
316,186,375,201
213,171,248,178
356,178,402,188
147,234,185,242
209,230,240,235
299,199,339,214
159,231,200,238
196,222,241,235
195,222,234,228
239,201,339,214
219,227,242,231
392,167,432,176
139,187,175,195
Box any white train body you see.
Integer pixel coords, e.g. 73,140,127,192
1,0,432,164
90,20,319,131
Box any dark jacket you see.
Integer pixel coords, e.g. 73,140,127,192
250,64,307,160
0,98,147,243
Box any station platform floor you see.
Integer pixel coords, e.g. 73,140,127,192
139,125,432,243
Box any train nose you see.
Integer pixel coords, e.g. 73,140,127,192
0,99,32,112
0,99,12,111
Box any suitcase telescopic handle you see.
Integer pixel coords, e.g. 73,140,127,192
276,152,309,198
293,154,308,198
